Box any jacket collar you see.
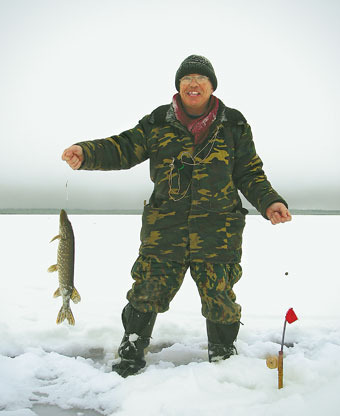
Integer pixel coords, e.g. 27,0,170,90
149,99,247,127
166,98,229,125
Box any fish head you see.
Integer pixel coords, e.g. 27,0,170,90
60,209,68,222
59,209,72,234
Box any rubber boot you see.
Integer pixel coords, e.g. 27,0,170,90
206,320,240,362
112,303,157,377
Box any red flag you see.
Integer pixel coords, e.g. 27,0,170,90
285,308,298,324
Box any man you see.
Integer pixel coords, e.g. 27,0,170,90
62,55,292,377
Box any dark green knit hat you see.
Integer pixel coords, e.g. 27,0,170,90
175,55,217,91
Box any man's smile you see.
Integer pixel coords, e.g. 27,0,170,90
179,73,213,115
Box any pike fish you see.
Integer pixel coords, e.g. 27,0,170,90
48,209,81,325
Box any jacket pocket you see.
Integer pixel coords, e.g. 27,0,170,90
140,204,167,247
139,203,189,259
223,211,246,251
189,210,246,262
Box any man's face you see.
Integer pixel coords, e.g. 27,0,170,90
179,73,213,115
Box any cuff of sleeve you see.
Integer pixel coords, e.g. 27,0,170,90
74,142,87,170
262,199,288,220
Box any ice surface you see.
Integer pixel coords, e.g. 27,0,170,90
0,215,339,415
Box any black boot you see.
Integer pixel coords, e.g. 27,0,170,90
206,320,240,362
112,303,157,377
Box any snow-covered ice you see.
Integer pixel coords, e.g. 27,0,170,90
0,214,339,416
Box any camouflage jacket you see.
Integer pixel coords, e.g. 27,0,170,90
77,100,287,263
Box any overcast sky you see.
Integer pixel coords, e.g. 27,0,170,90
0,0,339,211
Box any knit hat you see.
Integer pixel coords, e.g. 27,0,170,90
175,55,217,91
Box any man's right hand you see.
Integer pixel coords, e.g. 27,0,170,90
62,145,84,170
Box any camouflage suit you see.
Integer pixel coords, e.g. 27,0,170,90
77,100,287,324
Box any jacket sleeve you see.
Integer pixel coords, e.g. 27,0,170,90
75,115,150,171
233,122,288,218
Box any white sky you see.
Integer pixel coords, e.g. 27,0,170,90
0,0,339,210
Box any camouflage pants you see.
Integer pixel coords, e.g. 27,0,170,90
127,255,242,324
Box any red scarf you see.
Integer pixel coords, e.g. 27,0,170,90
172,93,219,145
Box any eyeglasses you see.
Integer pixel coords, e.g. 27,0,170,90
180,75,209,84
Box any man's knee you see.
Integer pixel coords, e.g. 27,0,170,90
127,255,187,314
191,262,242,324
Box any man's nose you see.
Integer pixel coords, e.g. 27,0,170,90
189,78,199,86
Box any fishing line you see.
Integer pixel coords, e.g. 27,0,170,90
168,126,221,201
65,180,69,201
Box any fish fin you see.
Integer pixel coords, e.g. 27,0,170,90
56,306,75,326
48,264,58,273
71,287,81,304
53,288,61,298
50,235,61,243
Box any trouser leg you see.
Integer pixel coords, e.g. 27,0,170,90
112,303,157,377
113,255,188,377
190,262,242,362
190,262,242,324
127,255,188,314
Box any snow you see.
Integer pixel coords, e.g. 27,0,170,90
1,214,340,416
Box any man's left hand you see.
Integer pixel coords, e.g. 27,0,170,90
266,202,292,225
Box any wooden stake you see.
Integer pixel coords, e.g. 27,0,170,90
278,350,283,389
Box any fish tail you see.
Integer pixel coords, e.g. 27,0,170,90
56,305,75,326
